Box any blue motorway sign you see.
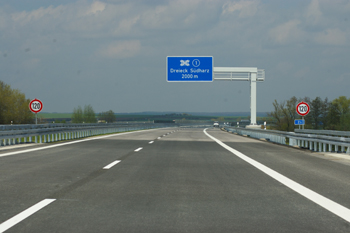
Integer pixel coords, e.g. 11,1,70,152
166,56,213,82
294,119,305,125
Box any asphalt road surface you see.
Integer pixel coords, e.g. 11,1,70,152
1,127,350,232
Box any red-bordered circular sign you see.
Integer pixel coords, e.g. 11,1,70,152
296,101,310,116
29,99,43,113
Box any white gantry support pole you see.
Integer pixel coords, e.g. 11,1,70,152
250,72,257,125
214,67,264,126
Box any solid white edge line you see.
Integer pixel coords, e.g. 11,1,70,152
203,128,350,223
103,160,121,169
0,128,160,158
0,199,56,233
134,147,143,152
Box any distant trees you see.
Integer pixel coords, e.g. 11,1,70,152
268,96,350,131
72,106,83,123
327,96,350,130
98,110,116,123
267,96,299,131
83,104,96,123
0,80,34,124
72,105,96,123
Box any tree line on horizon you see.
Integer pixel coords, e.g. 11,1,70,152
0,81,34,124
268,96,350,131
0,80,118,125
71,105,116,123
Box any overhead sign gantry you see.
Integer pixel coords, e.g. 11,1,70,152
166,56,265,126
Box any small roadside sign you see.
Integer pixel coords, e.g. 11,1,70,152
29,99,43,113
294,119,305,125
29,99,43,124
296,102,310,116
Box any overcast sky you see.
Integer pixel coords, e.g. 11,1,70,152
1,0,349,113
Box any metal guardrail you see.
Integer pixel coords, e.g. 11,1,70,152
223,127,350,154
295,129,350,137
0,123,175,147
0,122,152,131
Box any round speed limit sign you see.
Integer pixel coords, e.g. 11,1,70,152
296,101,310,116
29,99,43,113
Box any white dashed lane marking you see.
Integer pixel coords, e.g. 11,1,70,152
0,199,56,233
103,160,121,170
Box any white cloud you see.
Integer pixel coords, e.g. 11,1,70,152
11,5,65,26
97,40,141,58
269,20,304,44
305,0,322,25
314,28,347,45
113,16,140,35
86,1,106,15
222,0,259,17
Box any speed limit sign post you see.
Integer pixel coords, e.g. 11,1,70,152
29,99,43,124
296,101,310,129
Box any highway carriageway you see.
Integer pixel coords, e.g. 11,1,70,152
1,127,350,232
